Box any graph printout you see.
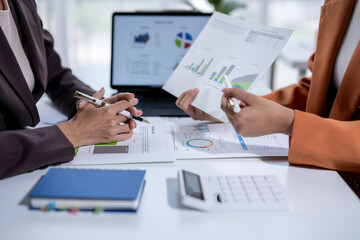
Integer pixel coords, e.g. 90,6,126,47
163,12,293,122
168,121,289,159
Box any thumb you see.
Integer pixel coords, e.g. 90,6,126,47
222,87,255,105
76,100,87,111
92,87,105,100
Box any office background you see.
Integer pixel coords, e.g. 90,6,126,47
34,0,323,92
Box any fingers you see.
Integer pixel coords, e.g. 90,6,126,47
221,95,236,116
76,100,87,111
98,125,133,144
112,115,136,130
103,98,138,116
113,131,134,142
104,92,135,104
222,87,255,104
126,105,142,117
104,92,142,117
93,87,105,99
176,88,199,111
82,88,106,110
125,119,137,130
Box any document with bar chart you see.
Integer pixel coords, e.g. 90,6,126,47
168,122,289,159
163,12,293,122
69,124,174,165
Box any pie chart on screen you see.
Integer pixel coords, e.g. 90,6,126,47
175,32,192,49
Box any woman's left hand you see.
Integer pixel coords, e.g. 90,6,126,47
76,88,142,130
221,88,294,137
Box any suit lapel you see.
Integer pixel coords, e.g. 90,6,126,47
10,0,47,99
306,0,355,116
329,42,360,120
0,29,39,125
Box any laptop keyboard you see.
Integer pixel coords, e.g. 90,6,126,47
137,96,177,108
136,95,177,108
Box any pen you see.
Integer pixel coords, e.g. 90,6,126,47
223,75,241,113
74,91,151,124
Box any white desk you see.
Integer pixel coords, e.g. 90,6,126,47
1,90,360,240
1,159,360,240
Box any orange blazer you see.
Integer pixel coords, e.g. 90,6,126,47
265,0,360,173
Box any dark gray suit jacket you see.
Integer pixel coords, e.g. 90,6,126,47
0,0,95,179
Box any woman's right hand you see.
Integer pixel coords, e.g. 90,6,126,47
176,88,221,122
58,91,138,148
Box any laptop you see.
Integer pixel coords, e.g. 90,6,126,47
110,12,211,116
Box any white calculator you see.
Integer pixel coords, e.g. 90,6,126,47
178,169,289,212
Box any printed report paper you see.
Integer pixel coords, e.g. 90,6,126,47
163,12,293,122
167,121,289,159
69,124,174,165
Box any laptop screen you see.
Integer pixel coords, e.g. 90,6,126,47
111,13,211,89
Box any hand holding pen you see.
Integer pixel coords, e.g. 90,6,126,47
57,88,142,148
74,90,150,124
223,75,241,113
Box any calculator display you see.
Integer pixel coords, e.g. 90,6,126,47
183,171,204,200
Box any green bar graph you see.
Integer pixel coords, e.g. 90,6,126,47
193,65,199,72
199,64,207,75
196,59,205,74
209,72,216,80
219,75,225,83
200,58,213,76
214,66,227,82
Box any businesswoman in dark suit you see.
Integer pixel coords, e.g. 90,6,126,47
0,0,142,179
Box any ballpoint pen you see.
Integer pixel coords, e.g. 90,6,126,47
223,75,241,113
74,91,151,124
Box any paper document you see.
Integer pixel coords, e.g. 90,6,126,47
163,12,293,122
69,124,174,165
167,120,289,159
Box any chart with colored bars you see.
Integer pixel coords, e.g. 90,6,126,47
134,33,150,44
184,58,259,91
175,32,192,49
185,58,213,76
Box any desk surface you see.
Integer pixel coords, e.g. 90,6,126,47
1,93,360,240
1,160,360,240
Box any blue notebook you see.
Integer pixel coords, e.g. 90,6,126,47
29,168,146,211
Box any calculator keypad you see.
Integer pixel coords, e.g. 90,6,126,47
210,175,287,206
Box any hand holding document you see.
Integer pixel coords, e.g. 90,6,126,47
163,12,293,122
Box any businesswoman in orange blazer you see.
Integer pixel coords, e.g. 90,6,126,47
177,0,360,178
0,0,142,179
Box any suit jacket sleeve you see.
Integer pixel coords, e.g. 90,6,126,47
42,28,96,117
0,126,74,179
0,1,95,179
263,53,360,172
262,52,314,110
